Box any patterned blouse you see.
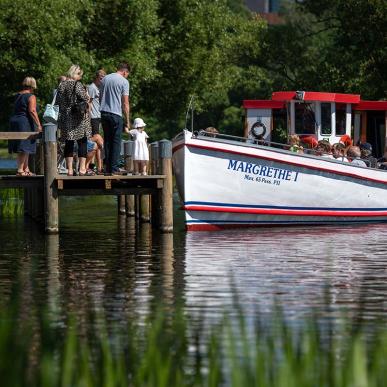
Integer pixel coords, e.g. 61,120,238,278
57,79,91,141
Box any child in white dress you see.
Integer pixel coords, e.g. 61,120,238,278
130,117,149,175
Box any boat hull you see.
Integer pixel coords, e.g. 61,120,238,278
172,131,387,231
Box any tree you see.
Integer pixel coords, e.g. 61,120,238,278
143,0,266,137
260,0,387,99
0,0,93,128
301,0,387,99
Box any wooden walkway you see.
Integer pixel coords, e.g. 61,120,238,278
0,174,165,194
0,125,173,233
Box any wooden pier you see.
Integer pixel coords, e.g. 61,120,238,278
0,124,173,234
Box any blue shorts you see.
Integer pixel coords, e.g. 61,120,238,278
87,140,96,153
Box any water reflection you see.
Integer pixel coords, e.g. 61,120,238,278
183,224,387,324
0,197,387,335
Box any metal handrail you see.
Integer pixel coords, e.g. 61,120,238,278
195,130,292,150
195,130,330,158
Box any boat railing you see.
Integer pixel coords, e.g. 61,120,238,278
194,130,377,162
195,130,293,151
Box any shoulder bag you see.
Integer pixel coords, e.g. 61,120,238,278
43,90,59,123
71,81,88,115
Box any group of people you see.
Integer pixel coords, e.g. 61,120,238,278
288,134,385,169
8,62,150,176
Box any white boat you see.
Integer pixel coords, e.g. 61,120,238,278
172,91,387,231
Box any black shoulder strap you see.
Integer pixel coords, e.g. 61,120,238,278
71,80,79,103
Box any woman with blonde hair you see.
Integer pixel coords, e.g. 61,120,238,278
56,64,92,175
8,77,42,176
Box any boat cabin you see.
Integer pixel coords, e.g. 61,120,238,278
243,91,387,158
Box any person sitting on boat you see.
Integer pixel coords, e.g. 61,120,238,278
204,126,219,138
316,140,333,158
347,146,367,167
332,143,349,162
377,146,387,170
299,135,318,153
288,134,303,153
339,134,353,148
359,142,378,168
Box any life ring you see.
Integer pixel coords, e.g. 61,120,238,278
250,121,267,139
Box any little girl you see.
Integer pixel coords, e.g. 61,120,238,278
288,134,303,153
130,117,149,175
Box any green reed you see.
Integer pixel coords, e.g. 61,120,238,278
1,302,387,387
0,188,23,217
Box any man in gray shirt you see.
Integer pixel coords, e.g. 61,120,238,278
100,62,130,174
88,69,106,135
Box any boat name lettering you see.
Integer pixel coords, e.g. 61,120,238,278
227,159,299,183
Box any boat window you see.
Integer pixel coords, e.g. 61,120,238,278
321,103,331,135
336,103,346,135
295,102,316,135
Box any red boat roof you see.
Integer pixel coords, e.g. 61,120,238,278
354,100,387,111
243,92,387,111
271,91,361,103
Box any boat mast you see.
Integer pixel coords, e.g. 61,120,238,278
185,95,195,132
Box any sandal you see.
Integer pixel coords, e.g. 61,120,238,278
79,169,95,176
16,171,27,176
24,170,36,176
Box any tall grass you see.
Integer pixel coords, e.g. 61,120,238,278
0,303,387,386
0,188,23,217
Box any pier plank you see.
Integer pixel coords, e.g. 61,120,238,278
57,188,158,196
0,132,41,140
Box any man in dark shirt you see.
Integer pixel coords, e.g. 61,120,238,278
100,62,130,175
359,142,378,168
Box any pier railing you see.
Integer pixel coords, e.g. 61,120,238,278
0,124,173,234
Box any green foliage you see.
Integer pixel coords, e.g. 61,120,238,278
1,302,387,386
145,0,266,136
0,189,23,217
0,0,385,138
0,0,94,128
261,0,387,99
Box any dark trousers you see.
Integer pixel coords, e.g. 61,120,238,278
101,112,123,173
64,137,87,158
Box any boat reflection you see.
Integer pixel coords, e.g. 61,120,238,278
183,224,387,323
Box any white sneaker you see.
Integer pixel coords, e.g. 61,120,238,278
142,172,147,176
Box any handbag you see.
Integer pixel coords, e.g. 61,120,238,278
71,81,88,115
43,91,59,123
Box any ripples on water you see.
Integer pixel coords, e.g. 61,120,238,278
0,196,387,333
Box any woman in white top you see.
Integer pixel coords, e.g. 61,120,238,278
130,117,149,175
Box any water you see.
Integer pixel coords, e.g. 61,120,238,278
1,194,387,335
0,158,16,169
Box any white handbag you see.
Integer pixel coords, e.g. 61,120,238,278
43,90,59,123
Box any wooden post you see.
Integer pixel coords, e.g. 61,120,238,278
124,140,135,216
35,139,45,175
44,123,59,234
150,142,159,176
118,141,127,215
150,142,160,228
140,194,150,222
157,140,173,232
